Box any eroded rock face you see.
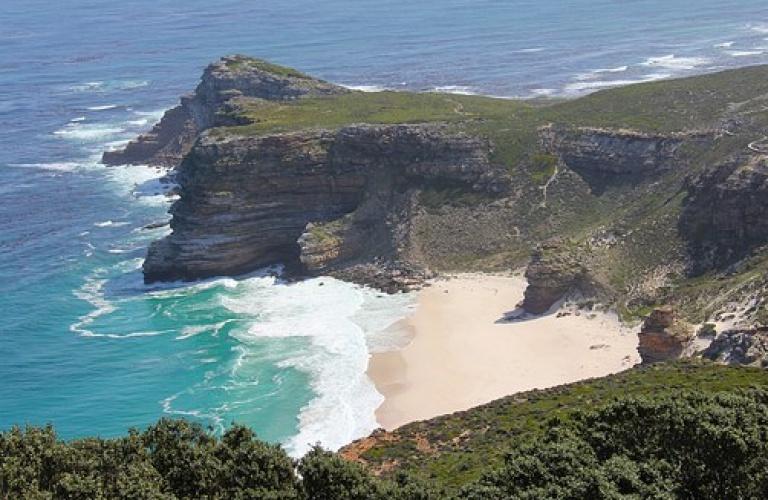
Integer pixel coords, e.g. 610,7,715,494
102,55,347,167
143,124,504,284
703,326,768,367
638,306,694,363
539,125,710,176
522,239,587,314
680,155,768,274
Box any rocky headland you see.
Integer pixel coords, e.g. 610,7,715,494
108,56,768,337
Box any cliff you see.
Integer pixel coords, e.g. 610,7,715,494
143,123,506,283
102,55,347,167
111,57,768,323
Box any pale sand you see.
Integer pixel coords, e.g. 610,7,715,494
368,274,640,430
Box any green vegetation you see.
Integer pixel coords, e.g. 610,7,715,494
5,362,768,498
356,360,768,491
224,55,313,80
529,153,558,184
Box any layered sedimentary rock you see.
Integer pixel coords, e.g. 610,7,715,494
143,124,505,283
680,155,768,273
637,306,694,363
703,326,768,367
522,239,588,314
103,55,347,167
539,124,709,175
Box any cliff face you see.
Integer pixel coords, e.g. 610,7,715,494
539,124,709,176
143,124,504,283
680,154,768,274
102,55,347,167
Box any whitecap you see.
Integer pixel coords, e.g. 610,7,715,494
514,47,545,53
528,88,557,97
8,162,80,172
574,65,629,81
344,84,388,92
70,116,86,123
748,23,768,34
176,319,237,340
564,72,672,93
87,104,119,111
53,123,124,142
725,50,764,57
714,41,735,48
70,81,104,92
127,118,149,127
431,85,477,95
641,54,710,70
133,109,167,122
94,220,130,228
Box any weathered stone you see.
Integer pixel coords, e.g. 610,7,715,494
522,238,588,314
539,124,710,176
679,155,768,274
142,124,504,285
102,55,348,167
637,306,694,363
702,326,768,367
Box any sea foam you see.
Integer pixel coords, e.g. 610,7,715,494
221,276,414,457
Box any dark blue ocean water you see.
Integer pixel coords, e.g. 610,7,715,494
1,0,767,455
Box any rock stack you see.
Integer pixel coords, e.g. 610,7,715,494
637,306,694,363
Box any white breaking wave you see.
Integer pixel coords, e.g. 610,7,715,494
564,72,672,93
87,104,119,111
53,123,125,141
8,162,81,172
715,41,735,48
514,47,545,53
574,65,629,81
94,220,131,228
344,84,388,92
431,85,477,95
641,54,710,70
70,116,86,122
221,276,414,457
726,50,764,57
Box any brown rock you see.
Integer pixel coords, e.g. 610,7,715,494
637,306,694,363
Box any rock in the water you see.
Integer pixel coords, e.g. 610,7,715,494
637,306,694,363
522,238,588,314
702,326,768,367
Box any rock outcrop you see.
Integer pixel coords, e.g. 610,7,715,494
680,155,768,274
522,239,588,314
702,326,768,367
102,55,347,167
539,125,710,177
637,306,695,363
143,124,506,284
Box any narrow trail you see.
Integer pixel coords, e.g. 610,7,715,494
540,162,560,208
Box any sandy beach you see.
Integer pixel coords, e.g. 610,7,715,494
368,274,640,430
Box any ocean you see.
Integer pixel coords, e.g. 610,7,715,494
1,0,767,455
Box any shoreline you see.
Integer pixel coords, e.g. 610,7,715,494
368,273,640,430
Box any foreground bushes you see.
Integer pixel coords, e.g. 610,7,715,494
3,390,768,498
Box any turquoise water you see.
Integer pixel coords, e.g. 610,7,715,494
1,0,767,454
